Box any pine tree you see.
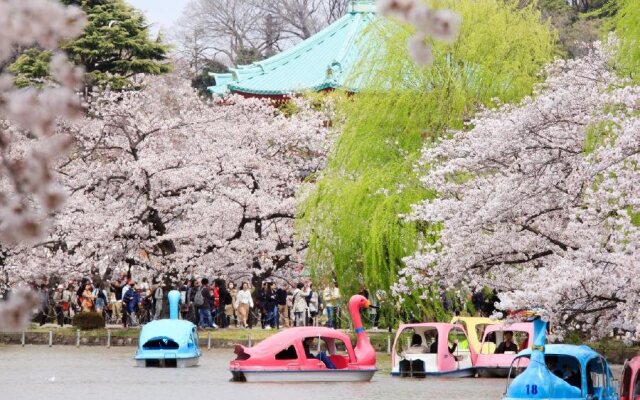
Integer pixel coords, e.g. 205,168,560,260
11,0,170,89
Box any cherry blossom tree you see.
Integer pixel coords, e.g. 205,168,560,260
377,0,461,65
4,76,331,289
0,0,86,330
401,39,640,340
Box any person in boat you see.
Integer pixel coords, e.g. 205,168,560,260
495,331,518,354
545,355,581,389
429,335,458,354
545,355,564,379
303,337,336,369
519,334,529,352
403,333,429,354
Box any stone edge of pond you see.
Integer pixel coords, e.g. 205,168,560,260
0,329,397,352
1,330,637,364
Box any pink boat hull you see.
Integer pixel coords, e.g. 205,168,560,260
231,367,377,382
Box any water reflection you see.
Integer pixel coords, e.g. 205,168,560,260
0,346,505,400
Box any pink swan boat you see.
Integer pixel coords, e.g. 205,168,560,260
229,294,377,382
620,356,640,400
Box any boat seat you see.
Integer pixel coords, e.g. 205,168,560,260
481,343,496,354
328,355,349,369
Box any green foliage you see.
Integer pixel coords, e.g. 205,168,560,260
612,0,640,82
73,312,106,330
299,0,557,316
535,0,613,58
583,120,619,154
192,59,228,98
9,49,52,88
236,48,264,65
11,0,170,89
629,207,640,227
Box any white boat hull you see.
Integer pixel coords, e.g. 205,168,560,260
136,357,200,368
232,369,377,382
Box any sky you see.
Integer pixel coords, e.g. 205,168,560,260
125,0,188,34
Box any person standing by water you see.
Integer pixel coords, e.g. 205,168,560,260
371,289,385,330
235,282,253,328
261,282,277,329
62,283,75,325
190,279,201,325
81,283,96,313
275,283,290,328
197,278,214,329
215,279,230,328
306,283,319,326
179,280,192,321
123,282,140,326
53,285,65,327
292,283,309,327
152,282,164,320
121,279,131,327
93,282,107,316
111,279,124,325
322,281,341,329
226,281,238,327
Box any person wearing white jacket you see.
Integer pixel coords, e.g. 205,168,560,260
235,282,254,328
292,283,310,327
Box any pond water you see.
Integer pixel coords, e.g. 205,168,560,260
0,346,507,400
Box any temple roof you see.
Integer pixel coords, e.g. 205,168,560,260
208,1,378,96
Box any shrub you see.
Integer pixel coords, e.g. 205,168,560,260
73,312,105,330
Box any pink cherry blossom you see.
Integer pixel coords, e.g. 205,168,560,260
400,38,640,340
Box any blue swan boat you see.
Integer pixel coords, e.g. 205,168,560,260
135,290,201,367
503,318,617,400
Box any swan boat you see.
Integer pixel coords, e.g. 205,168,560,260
229,294,377,382
619,356,640,400
134,290,201,367
503,318,617,400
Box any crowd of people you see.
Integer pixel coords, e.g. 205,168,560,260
18,269,382,331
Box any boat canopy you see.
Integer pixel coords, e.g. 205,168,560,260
480,322,534,354
451,316,500,353
235,327,356,362
138,319,198,351
517,344,607,370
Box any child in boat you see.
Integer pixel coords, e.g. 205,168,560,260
303,337,336,369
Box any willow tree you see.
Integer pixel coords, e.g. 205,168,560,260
299,0,558,320
613,0,640,82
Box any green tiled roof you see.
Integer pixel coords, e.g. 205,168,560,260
208,1,378,96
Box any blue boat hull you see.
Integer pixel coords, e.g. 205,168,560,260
135,356,199,368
